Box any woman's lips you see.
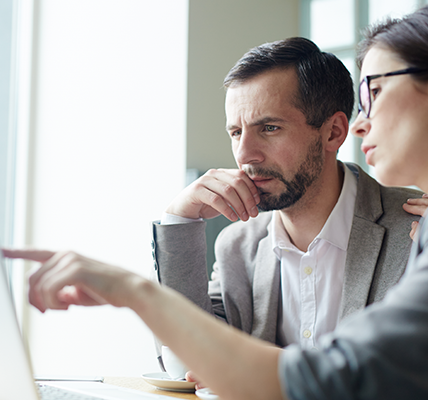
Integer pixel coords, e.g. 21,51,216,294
361,144,376,165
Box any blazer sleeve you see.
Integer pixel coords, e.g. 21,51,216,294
279,218,428,400
152,213,274,334
152,220,218,316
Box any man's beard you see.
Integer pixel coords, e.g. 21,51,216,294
245,137,324,211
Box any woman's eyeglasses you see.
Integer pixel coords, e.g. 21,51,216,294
358,67,428,118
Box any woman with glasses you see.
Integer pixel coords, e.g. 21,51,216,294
353,13,428,247
4,6,428,400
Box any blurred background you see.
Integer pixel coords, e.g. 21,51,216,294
0,0,426,377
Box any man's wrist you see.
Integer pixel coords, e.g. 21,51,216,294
161,212,203,225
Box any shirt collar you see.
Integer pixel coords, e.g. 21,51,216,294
271,163,357,256
316,163,357,251
271,211,293,257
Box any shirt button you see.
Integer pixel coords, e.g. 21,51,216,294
303,329,312,338
304,266,313,275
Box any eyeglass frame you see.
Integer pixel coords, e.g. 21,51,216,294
358,67,428,118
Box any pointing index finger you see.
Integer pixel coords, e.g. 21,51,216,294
2,248,56,263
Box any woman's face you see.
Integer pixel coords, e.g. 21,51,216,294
351,47,428,191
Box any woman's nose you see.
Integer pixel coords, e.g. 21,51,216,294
350,112,371,138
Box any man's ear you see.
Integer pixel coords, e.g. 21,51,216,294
324,111,349,153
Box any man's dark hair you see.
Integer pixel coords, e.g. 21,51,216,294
357,5,428,82
223,37,354,129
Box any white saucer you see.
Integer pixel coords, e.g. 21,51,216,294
195,388,219,400
141,372,195,392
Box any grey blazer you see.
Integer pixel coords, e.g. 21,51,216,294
152,163,421,347
280,216,428,399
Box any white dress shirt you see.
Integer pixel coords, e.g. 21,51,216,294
161,164,357,350
272,164,357,349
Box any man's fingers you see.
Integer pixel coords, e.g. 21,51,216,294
216,168,260,202
197,170,259,221
196,186,240,222
166,168,260,221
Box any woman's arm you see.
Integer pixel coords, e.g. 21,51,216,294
2,248,285,400
403,194,428,241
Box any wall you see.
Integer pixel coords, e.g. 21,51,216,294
0,0,14,247
25,0,188,376
187,0,300,172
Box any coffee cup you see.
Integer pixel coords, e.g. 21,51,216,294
161,346,188,380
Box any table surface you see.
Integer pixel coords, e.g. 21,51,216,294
104,376,199,399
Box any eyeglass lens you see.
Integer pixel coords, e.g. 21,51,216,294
359,79,370,116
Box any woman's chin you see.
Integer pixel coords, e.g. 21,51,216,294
376,169,411,188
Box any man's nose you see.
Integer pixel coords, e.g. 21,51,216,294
350,112,371,138
234,131,264,166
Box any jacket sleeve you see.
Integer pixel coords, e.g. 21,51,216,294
151,220,228,369
152,220,217,316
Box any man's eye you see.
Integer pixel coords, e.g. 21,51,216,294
230,130,241,139
265,125,278,132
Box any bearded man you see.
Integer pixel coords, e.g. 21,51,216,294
151,38,420,359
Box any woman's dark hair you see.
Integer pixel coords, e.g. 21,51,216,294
357,5,428,82
223,37,354,129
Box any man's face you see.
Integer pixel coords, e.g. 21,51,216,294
225,68,325,211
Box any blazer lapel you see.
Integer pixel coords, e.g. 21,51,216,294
251,221,281,343
339,164,386,321
339,217,385,320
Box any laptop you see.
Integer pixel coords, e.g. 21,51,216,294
0,253,177,400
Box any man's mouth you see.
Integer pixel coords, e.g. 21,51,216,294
250,177,274,188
